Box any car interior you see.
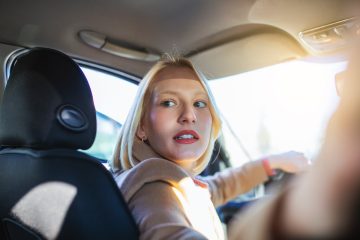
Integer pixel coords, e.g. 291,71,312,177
0,0,359,239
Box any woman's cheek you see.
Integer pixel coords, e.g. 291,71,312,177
200,113,212,131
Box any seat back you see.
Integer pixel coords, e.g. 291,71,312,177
0,48,139,240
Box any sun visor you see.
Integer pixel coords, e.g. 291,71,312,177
189,31,306,79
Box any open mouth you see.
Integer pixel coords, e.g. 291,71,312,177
174,134,198,140
173,130,199,143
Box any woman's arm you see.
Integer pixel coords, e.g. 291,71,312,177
201,151,309,207
128,181,209,240
200,160,268,207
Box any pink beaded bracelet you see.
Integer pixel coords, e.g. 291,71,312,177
262,159,276,176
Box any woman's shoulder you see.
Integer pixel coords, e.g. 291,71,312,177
114,158,191,202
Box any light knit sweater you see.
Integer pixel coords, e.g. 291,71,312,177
115,138,269,240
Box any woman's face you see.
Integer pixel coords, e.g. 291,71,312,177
137,66,213,171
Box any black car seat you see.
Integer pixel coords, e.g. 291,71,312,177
0,48,139,240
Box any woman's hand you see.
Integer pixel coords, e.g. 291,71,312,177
267,151,311,173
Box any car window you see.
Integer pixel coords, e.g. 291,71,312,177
81,67,138,160
209,59,347,167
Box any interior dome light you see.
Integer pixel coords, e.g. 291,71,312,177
299,17,360,53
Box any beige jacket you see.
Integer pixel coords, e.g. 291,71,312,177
115,139,269,240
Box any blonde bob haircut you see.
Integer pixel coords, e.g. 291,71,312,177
111,56,222,175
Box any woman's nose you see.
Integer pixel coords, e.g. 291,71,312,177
179,105,197,124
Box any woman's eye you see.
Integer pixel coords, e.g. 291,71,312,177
161,100,176,107
194,101,207,108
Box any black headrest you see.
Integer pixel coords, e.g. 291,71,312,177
0,48,96,150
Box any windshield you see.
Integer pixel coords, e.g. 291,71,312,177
209,60,347,167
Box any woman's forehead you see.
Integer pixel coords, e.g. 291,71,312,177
154,65,199,82
153,78,207,96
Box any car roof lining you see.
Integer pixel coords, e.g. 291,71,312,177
0,0,355,79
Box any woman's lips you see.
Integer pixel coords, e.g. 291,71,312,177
173,130,199,144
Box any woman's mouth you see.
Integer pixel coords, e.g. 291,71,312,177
173,130,199,144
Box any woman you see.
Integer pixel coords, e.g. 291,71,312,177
111,56,309,239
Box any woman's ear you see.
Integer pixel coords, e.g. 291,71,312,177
136,124,147,141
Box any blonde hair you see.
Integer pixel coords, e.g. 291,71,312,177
111,56,222,175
